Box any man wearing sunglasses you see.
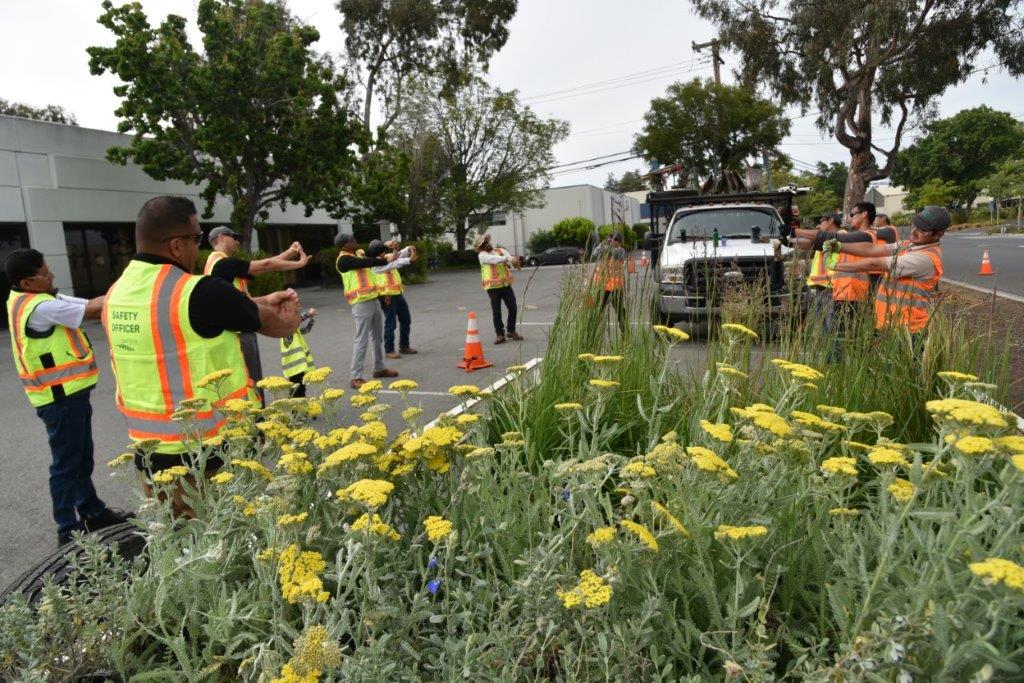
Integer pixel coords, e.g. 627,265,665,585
4,249,132,547
204,225,310,401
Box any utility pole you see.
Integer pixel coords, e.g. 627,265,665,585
692,39,723,85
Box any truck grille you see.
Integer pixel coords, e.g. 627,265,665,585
684,257,784,296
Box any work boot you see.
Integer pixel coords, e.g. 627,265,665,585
373,368,399,378
386,352,401,359
400,347,418,354
57,525,85,548
507,331,523,341
351,378,366,389
494,335,506,345
82,507,133,532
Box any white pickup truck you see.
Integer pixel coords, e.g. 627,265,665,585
644,190,805,329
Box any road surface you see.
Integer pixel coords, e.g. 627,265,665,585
939,229,1024,299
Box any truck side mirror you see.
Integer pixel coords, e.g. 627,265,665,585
751,226,762,243
643,231,661,251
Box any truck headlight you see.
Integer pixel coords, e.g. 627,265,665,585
660,267,686,285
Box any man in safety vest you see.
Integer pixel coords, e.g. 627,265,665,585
204,225,310,398
105,197,300,514
829,205,948,335
474,233,523,344
591,232,629,329
792,212,843,320
4,248,131,546
334,233,409,389
368,239,419,359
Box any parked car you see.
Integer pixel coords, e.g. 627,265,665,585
525,246,583,266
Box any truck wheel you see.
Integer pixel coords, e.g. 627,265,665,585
0,522,146,608
527,257,538,267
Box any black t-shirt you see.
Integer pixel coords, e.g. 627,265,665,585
811,227,897,251
134,254,260,338
210,255,252,283
336,253,387,273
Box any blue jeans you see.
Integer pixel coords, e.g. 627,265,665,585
382,294,411,352
487,286,517,336
36,391,106,534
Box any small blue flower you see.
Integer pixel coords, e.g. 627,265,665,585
561,488,571,501
427,556,438,570
426,578,442,595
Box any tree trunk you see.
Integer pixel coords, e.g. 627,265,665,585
843,150,873,219
455,218,468,252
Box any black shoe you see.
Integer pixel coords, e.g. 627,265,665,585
57,526,84,548
82,507,133,532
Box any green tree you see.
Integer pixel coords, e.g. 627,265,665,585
904,178,961,209
550,217,596,247
983,158,1024,228
604,170,647,193
815,162,849,199
634,78,789,187
693,0,1024,214
396,75,568,251
893,107,1024,210
0,98,77,125
88,0,367,247
337,0,517,137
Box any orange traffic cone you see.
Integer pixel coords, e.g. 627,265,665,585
456,312,493,372
979,249,995,276
628,257,637,274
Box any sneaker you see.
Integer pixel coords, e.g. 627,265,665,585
399,347,418,355
373,368,399,378
82,507,133,532
351,378,366,389
385,352,401,359
507,331,523,341
494,335,506,345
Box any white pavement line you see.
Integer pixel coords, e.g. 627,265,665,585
379,390,452,397
941,278,1024,304
517,321,555,325
420,357,544,431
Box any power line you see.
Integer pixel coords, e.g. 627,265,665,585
549,155,642,176
525,60,714,105
546,150,635,171
522,56,711,102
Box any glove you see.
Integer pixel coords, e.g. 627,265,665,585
824,239,841,254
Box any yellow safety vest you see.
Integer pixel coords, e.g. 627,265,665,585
280,330,314,378
204,251,250,296
480,260,512,290
104,260,256,454
805,250,840,288
6,291,99,407
376,268,404,296
336,251,379,304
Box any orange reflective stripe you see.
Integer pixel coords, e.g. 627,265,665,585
9,293,38,376
64,327,89,358
24,364,99,391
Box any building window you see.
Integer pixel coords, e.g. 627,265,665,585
469,211,506,227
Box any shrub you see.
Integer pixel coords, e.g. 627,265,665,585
527,229,558,254
550,216,596,248
597,224,636,250
631,222,649,243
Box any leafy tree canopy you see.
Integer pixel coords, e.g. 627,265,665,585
394,75,568,250
905,178,961,210
604,170,647,193
693,0,1024,212
0,98,77,125
88,0,367,247
337,0,517,137
634,78,789,185
893,106,1024,208
550,216,596,248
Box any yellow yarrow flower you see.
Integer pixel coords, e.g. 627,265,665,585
752,412,794,438
466,447,495,460
107,452,133,468
954,435,995,456
686,446,739,480
716,363,748,380
621,461,657,479
652,501,689,536
277,511,309,527
336,479,394,508
388,379,418,392
351,513,400,540
887,478,916,503
577,353,596,361
257,376,295,392
591,355,623,364
350,394,377,408
152,465,189,485
714,524,768,541
829,507,861,517
652,324,690,342
423,515,454,542
588,379,620,390
868,447,909,468
771,358,825,382
937,370,979,383
358,380,383,394
556,569,613,609
586,526,617,546
816,404,847,417
456,413,480,425
968,557,1024,592
277,451,314,476
820,456,858,477
210,471,234,485
231,458,274,480
318,442,378,475
700,419,734,443
1012,455,1024,473
271,624,342,683
925,398,1008,429
554,402,584,413
620,519,659,552
276,543,329,604
448,384,480,396
721,323,758,340
196,369,233,388
401,406,424,421
357,421,388,443
301,367,332,385
321,388,345,401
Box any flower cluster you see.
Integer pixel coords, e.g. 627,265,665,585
424,515,454,542
276,544,329,604
556,569,613,609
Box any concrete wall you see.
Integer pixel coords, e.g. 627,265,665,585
480,185,641,254
0,115,350,293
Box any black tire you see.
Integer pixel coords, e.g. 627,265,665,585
566,256,578,265
0,522,147,608
526,257,539,267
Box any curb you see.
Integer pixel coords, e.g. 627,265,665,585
941,278,1024,304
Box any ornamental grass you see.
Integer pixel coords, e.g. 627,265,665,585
3,269,1023,680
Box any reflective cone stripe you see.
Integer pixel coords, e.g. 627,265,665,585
456,311,493,371
979,249,995,276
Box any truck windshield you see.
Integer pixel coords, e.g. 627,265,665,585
667,208,782,244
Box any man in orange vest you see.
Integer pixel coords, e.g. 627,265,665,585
5,249,132,546
368,239,419,359
830,205,948,335
592,232,628,329
205,226,310,397
474,233,523,344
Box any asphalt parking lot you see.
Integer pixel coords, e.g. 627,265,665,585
0,264,708,589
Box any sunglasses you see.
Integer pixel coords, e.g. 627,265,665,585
849,211,862,217
163,233,203,244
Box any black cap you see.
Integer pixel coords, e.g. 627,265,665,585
816,212,842,226
333,232,353,247
208,226,240,243
911,206,951,233
366,239,387,257
610,232,623,242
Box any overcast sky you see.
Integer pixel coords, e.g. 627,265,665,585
2,0,1021,189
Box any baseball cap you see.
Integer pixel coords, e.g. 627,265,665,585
208,226,240,243
366,239,387,257
911,206,951,233
333,232,353,247
473,234,491,250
